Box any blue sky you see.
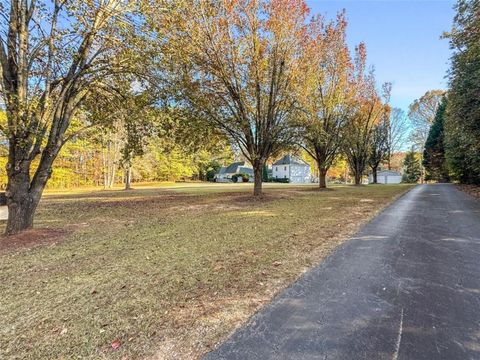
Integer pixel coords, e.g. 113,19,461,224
306,0,455,112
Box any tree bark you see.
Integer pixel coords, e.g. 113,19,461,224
319,167,327,188
124,165,132,190
372,166,378,184
5,164,49,235
354,173,362,185
253,161,264,196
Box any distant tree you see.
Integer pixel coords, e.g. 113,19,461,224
408,90,445,151
153,0,308,196
386,108,409,169
444,0,480,184
262,165,269,182
402,149,422,183
423,97,449,182
368,113,390,184
0,1,143,234
298,12,351,189
120,91,160,190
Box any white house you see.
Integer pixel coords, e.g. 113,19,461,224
369,170,402,184
0,192,7,220
272,155,311,183
215,162,254,182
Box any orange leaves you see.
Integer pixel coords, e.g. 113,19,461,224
266,0,309,39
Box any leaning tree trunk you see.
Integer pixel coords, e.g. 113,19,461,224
253,160,264,197
318,167,328,189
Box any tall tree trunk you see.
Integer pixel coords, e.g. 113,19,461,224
354,172,362,185
353,162,363,185
124,165,132,190
318,167,327,188
253,161,264,196
372,166,378,184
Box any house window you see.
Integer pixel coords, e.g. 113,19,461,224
284,175,287,178
284,166,287,171
275,167,278,171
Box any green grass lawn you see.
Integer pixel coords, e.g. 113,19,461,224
0,183,413,359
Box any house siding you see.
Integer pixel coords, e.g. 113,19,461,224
368,172,402,184
274,165,290,179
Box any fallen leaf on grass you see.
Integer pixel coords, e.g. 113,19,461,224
272,261,282,267
111,340,121,350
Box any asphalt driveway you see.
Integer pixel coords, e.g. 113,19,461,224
205,184,480,360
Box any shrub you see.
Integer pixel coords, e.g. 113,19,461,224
270,177,290,183
240,173,250,182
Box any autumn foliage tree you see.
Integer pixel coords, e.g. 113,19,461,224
155,0,308,196
0,0,143,234
342,44,390,185
368,111,390,184
298,12,351,188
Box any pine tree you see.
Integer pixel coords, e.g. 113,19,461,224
402,149,422,183
423,97,449,182
444,0,480,184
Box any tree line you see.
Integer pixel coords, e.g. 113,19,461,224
0,0,409,234
423,0,480,184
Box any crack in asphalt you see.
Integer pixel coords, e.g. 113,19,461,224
392,308,404,360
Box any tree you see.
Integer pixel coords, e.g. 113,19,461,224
0,1,142,234
298,12,351,188
368,112,390,184
408,90,445,151
386,108,409,170
119,92,159,190
154,0,308,196
423,96,449,182
402,148,422,183
342,44,390,185
444,0,480,184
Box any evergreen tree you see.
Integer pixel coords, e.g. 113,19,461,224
444,0,480,184
402,149,422,183
423,97,449,182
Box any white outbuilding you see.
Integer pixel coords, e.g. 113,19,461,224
272,155,311,183
369,170,402,184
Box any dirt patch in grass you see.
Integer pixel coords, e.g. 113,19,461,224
0,183,413,360
0,228,70,255
458,184,480,199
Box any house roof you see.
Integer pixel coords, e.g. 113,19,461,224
273,155,308,166
375,170,402,176
224,161,248,173
238,167,254,176
217,162,254,175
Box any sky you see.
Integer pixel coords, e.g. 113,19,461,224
306,0,456,113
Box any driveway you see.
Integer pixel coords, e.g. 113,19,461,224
205,184,480,360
